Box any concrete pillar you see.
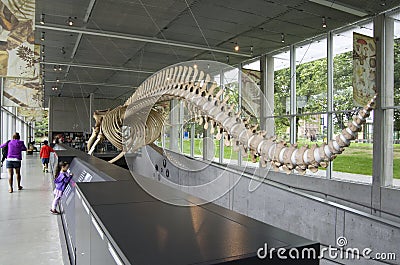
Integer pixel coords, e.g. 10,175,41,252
11,107,16,135
48,97,53,142
169,99,179,152
202,126,214,161
267,56,275,136
89,93,94,133
372,14,394,215
260,55,275,135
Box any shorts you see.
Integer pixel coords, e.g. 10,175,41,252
41,158,50,164
6,160,21,169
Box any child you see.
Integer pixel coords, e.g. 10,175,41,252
40,140,54,172
50,161,73,215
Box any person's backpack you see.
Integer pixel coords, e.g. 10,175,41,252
1,140,10,165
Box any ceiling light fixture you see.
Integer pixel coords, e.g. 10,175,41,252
53,65,57,71
193,64,198,69
322,17,327,28
308,0,368,17
40,14,45,25
281,33,285,43
226,56,230,64
67,17,74,26
61,47,66,54
41,45,45,54
234,42,239,52
250,46,254,56
58,65,62,71
56,77,60,82
41,32,45,41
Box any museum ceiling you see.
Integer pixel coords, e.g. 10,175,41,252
35,0,400,104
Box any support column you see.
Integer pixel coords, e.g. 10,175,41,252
48,97,53,143
169,99,180,152
266,55,275,136
89,93,94,134
327,31,334,179
11,107,16,134
202,126,214,161
289,45,297,144
372,14,394,216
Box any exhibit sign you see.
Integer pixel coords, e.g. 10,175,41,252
353,32,376,107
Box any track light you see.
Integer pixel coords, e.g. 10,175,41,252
40,14,45,25
67,17,73,26
234,42,239,52
281,33,285,43
53,65,57,71
193,64,198,69
41,32,45,41
52,86,58,91
226,55,230,64
41,45,45,54
58,65,62,71
322,17,327,28
61,47,66,54
56,77,60,82
250,46,254,56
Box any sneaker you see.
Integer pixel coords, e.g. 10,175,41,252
18,186,23,190
45,169,49,173
50,209,60,215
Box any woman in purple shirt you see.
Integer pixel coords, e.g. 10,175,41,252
0,133,27,193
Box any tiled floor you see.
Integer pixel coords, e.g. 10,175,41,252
0,153,66,265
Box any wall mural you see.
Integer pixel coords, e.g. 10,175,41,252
0,0,43,116
353,32,377,107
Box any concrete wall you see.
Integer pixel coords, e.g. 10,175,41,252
49,96,124,135
128,146,400,265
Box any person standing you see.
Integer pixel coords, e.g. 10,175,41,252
50,161,73,214
40,140,54,172
0,133,27,193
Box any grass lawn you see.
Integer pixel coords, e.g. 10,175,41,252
174,139,400,179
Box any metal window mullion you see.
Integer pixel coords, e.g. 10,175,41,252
179,101,184,153
327,31,334,179
0,77,3,144
190,123,194,157
290,45,297,144
238,64,243,166
219,70,224,164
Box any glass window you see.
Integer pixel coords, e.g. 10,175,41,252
330,21,374,182
273,51,290,116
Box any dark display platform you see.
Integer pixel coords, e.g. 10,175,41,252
76,180,319,265
55,145,319,265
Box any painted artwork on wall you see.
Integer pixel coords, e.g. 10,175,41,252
353,32,377,107
0,0,36,77
0,0,42,109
